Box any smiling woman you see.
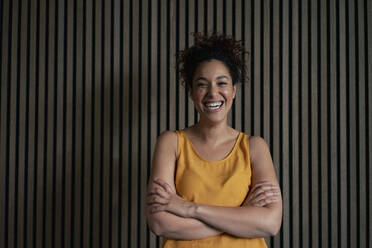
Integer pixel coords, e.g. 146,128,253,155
190,60,236,124
146,33,282,248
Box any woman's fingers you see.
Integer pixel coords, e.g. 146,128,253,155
153,178,174,193
253,188,280,199
147,187,169,198
147,194,169,205
149,204,166,214
250,183,280,199
256,197,279,206
244,182,281,207
250,181,274,191
251,191,280,204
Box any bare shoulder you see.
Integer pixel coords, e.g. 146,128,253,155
248,135,270,162
248,135,267,146
157,130,178,144
247,135,278,185
156,130,178,155
149,131,179,191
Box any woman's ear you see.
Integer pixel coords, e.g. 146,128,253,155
232,84,237,99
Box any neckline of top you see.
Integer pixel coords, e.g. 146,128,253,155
181,130,243,163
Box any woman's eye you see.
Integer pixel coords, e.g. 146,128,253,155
218,82,227,86
197,83,208,87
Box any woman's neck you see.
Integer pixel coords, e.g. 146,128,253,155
191,119,235,144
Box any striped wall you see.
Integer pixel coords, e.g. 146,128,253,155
0,0,371,247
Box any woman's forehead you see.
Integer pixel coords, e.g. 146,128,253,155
193,60,231,80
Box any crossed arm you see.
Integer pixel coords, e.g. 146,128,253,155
146,131,282,240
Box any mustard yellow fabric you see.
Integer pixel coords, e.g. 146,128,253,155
162,130,267,248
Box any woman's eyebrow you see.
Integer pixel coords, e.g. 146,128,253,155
216,75,228,80
195,75,228,81
195,77,208,81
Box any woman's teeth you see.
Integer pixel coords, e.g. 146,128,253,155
205,101,223,110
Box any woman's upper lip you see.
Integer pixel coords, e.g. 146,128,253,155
203,100,224,103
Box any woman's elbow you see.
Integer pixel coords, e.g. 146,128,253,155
147,215,164,236
146,208,162,235
267,222,281,236
265,210,282,236
149,222,163,236
147,212,172,236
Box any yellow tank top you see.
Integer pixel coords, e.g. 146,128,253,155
162,130,267,248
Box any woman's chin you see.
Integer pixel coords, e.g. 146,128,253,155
199,114,227,125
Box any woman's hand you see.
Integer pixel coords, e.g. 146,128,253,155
242,181,281,207
147,178,196,218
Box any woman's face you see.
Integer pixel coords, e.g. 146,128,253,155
190,59,236,124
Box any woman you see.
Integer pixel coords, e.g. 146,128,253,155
146,33,282,247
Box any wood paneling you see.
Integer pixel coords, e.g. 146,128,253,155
0,0,371,247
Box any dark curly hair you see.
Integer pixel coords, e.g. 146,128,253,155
178,32,248,89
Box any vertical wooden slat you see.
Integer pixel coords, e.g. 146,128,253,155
225,0,232,128
252,0,260,136
3,0,13,247
348,0,358,246
111,0,120,246
282,0,290,246
147,1,158,246
140,0,150,246
244,0,252,135
122,0,129,246
72,0,82,246
8,1,19,248
339,0,349,245
54,0,63,246
356,0,367,245
291,0,300,246
366,1,372,247
336,0,343,247
118,0,125,245
81,0,91,246
92,0,101,246
65,0,74,245
310,1,319,247
296,0,305,247
39,1,48,247
233,0,242,132
0,0,5,244
24,0,34,246
329,0,339,247
29,0,38,246
300,1,310,247
136,0,142,246
319,0,329,247
279,0,284,246
87,0,96,246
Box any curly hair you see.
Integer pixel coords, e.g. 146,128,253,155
177,32,248,89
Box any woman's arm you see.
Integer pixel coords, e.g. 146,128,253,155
146,131,223,239
149,135,282,238
147,207,222,239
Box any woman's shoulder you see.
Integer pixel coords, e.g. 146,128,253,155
247,135,267,145
157,130,178,145
246,135,271,162
154,130,179,160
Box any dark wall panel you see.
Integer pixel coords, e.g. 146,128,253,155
0,0,371,247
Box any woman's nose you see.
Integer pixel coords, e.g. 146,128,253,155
207,85,219,96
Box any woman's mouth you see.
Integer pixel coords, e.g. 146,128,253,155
203,101,224,112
